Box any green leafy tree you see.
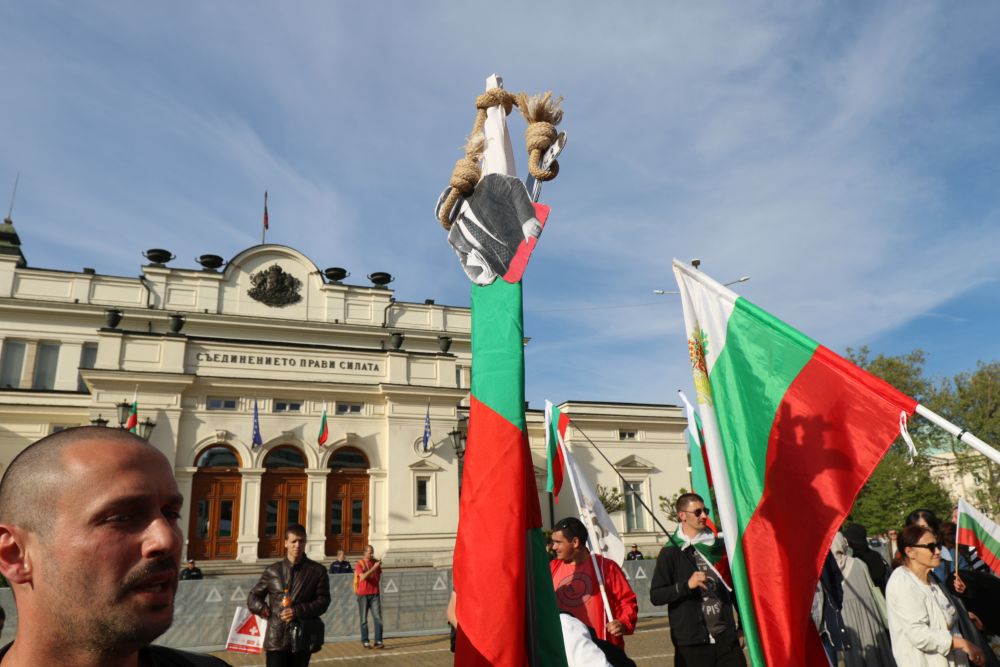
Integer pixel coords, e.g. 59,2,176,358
846,347,953,531
934,362,1000,517
850,451,952,534
597,484,624,514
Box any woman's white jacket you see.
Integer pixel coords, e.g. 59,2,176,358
886,566,968,667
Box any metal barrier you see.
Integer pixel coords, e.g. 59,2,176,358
0,561,665,652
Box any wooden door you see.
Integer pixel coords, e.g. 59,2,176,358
188,472,241,560
258,472,307,558
325,470,369,556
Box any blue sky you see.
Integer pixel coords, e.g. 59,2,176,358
2,2,999,408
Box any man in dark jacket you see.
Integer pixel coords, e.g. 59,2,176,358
649,493,744,667
248,523,331,667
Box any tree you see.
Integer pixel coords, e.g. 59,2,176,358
934,361,1000,517
846,347,954,530
597,484,624,514
658,487,690,518
850,451,952,534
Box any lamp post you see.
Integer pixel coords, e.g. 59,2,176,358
115,400,133,428
449,421,467,497
89,414,110,427
136,417,157,441
653,262,750,295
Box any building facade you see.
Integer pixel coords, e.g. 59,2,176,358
0,221,691,566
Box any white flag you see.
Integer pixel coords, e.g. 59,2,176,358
561,441,626,566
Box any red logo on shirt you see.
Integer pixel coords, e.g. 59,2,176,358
555,571,594,608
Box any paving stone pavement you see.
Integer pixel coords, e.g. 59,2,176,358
211,616,674,665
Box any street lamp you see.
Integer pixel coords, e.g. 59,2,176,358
116,400,133,428
450,419,468,497
136,417,157,441
89,414,110,427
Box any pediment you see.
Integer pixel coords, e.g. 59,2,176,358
409,459,444,472
614,454,654,471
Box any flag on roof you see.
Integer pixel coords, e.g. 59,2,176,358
957,498,1000,577
252,399,263,449
673,259,917,667
124,388,138,433
422,401,432,452
544,400,568,501
317,402,329,448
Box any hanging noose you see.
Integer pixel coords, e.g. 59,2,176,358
437,87,564,230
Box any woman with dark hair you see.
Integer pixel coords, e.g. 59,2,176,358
906,509,952,583
886,525,985,666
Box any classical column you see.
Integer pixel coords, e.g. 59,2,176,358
368,467,388,550
304,468,328,561
175,467,197,561
237,467,265,564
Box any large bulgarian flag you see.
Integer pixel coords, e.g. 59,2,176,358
673,260,917,667
957,498,1000,577
451,78,567,667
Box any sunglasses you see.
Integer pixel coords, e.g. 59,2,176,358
683,508,710,517
911,542,942,552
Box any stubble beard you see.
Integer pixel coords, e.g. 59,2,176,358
49,558,177,657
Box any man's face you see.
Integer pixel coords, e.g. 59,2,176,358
679,501,708,532
35,439,183,653
550,530,579,563
185,560,195,570
285,533,305,563
364,546,374,560
336,550,345,561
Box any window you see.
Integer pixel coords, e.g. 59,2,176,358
618,429,637,441
196,446,240,468
78,343,98,392
273,400,302,413
624,481,646,532
335,403,363,415
32,343,60,390
416,476,430,511
263,447,306,469
207,397,238,410
0,341,26,388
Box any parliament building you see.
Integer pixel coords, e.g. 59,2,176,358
0,217,690,568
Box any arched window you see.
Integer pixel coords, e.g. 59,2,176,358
196,445,241,468
263,446,306,469
327,447,369,470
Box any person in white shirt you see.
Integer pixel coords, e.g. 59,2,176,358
886,524,985,667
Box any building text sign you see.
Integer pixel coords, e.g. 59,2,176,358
192,350,382,374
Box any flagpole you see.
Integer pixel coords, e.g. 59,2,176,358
915,404,1000,467
262,191,268,245
565,415,733,591
560,438,616,633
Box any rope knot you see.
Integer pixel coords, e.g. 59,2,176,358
476,88,515,115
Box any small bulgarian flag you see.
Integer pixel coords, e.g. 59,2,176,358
544,400,568,502
674,259,917,667
124,389,138,433
317,402,329,447
677,390,717,534
957,498,1000,577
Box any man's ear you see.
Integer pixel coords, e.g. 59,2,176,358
0,525,33,585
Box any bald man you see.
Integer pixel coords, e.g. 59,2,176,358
0,426,229,667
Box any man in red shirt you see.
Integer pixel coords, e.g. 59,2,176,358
550,517,638,650
354,545,383,649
